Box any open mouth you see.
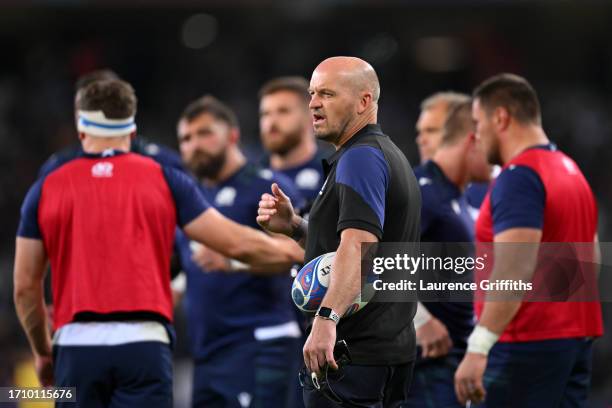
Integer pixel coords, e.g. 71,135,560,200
313,113,325,125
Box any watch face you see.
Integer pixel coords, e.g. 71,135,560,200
318,307,332,317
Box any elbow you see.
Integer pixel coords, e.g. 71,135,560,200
14,281,35,307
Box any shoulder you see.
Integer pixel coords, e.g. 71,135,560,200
132,139,185,171
38,145,83,178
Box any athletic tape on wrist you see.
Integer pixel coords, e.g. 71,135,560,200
413,302,433,330
467,325,500,355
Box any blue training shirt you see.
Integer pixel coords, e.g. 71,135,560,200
414,160,475,350
175,162,305,362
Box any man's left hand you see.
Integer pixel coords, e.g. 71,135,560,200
192,244,231,272
303,317,338,376
454,352,487,405
35,353,54,387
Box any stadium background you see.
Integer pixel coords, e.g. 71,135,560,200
1,1,611,406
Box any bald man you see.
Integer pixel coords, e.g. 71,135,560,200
258,56,421,407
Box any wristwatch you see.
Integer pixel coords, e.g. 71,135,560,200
316,307,340,324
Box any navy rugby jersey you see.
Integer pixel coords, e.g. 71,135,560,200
175,162,304,361
414,160,475,350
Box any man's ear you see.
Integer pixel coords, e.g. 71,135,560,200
78,132,86,141
229,127,240,145
130,131,137,141
493,107,511,132
357,92,373,115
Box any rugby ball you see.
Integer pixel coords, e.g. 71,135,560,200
291,252,372,317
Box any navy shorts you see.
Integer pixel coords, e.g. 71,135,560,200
476,338,594,408
53,341,172,408
403,348,464,408
192,337,302,408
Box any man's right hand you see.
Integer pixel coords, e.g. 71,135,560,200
417,317,453,358
257,183,296,236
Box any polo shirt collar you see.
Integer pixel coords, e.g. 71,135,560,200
323,124,383,174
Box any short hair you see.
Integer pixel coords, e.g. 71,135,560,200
258,76,310,105
76,79,137,119
75,69,120,92
420,91,471,112
473,73,541,125
441,100,474,146
180,95,239,129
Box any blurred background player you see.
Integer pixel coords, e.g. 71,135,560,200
405,99,491,407
174,95,305,408
38,69,185,177
258,76,329,408
14,79,303,408
258,76,329,211
454,74,603,407
416,92,490,213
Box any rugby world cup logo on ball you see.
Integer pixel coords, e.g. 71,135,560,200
292,252,374,317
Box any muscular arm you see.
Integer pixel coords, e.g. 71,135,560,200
478,227,542,334
320,228,378,315
14,237,52,358
184,207,304,269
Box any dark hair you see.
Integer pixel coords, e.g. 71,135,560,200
473,73,541,125
75,69,120,92
441,100,474,146
258,76,310,105
76,79,137,119
180,95,239,128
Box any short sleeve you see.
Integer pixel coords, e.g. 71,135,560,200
17,179,45,239
335,145,389,239
418,184,438,235
491,165,545,235
162,167,211,227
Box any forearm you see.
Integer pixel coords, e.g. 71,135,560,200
290,214,308,248
476,230,540,336
478,301,522,334
15,285,52,357
237,226,304,267
320,237,362,315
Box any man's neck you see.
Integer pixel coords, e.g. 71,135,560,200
501,124,549,165
203,147,246,186
81,136,130,154
335,110,377,149
269,136,317,171
432,147,469,191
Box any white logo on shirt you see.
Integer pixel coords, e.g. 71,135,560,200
419,177,432,186
296,168,321,189
215,187,237,207
562,157,578,175
91,162,114,178
259,169,273,180
237,392,252,407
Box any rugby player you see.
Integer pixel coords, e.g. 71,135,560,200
174,95,305,408
454,74,602,407
14,79,302,408
406,99,491,407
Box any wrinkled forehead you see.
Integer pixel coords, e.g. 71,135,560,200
309,69,354,93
